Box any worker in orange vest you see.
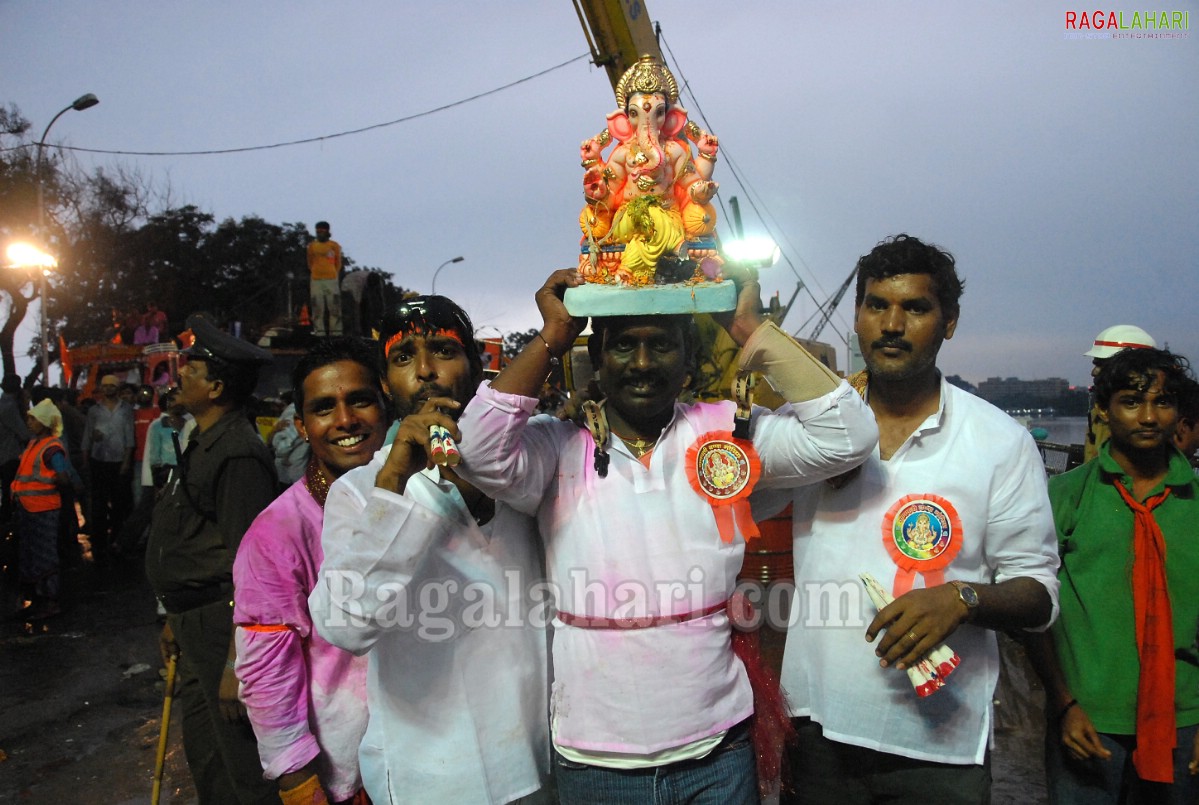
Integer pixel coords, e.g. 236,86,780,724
12,399,80,620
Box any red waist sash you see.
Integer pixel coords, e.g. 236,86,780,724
556,600,728,630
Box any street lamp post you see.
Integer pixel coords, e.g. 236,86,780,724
34,92,99,384
431,256,465,296
37,269,50,384
5,245,58,382
36,93,100,232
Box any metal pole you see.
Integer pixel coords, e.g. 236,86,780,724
35,115,66,233
39,271,49,384
431,256,464,295
35,120,60,387
34,93,98,386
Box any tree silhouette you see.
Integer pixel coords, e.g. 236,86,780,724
1,102,409,383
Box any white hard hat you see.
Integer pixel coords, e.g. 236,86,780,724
1084,324,1156,359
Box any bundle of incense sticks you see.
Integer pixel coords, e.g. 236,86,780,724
428,425,461,467
859,572,961,698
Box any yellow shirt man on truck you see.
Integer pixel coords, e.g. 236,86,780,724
307,221,342,337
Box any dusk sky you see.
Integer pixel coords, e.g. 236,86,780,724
4,1,1196,388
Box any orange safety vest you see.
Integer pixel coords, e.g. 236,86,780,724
12,436,65,513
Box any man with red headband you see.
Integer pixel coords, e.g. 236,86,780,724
309,296,550,803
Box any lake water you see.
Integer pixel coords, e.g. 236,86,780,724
1022,415,1087,446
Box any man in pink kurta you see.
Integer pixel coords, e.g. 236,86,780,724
234,482,369,802
233,337,389,804
456,268,877,803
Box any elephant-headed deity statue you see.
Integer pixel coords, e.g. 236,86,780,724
578,55,721,285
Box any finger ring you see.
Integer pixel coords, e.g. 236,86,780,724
907,631,919,643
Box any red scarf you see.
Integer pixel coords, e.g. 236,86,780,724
1113,481,1176,783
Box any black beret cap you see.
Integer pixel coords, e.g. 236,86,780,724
183,314,273,367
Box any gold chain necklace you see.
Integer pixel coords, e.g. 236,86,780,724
611,429,659,459
304,457,332,508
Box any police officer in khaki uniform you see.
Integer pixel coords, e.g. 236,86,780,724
146,315,277,804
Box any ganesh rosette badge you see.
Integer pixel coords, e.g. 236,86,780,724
686,432,761,544
882,494,963,597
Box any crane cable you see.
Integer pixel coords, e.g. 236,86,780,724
659,31,852,345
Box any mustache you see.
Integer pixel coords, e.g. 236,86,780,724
394,383,457,418
415,383,453,401
621,369,666,385
872,338,912,352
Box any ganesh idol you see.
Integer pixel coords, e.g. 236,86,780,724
577,55,721,285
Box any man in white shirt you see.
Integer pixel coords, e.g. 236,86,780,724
777,234,1060,804
309,296,549,804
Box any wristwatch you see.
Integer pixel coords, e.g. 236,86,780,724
949,580,980,621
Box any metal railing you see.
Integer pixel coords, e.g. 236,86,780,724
1037,441,1085,476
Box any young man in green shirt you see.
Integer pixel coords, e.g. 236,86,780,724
1032,347,1199,803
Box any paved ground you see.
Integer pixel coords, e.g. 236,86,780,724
0,541,197,805
0,535,1049,804
992,631,1050,804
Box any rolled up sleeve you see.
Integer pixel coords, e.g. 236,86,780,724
233,515,319,780
455,381,563,516
752,381,879,488
985,431,1061,631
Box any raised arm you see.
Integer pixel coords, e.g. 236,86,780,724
489,269,586,398
310,458,450,655
726,263,878,485
455,270,585,514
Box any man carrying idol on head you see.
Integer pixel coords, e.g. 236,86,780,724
455,262,879,803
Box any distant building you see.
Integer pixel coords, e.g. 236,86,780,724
945,374,977,395
976,376,1070,406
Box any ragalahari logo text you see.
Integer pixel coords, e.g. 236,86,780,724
1064,10,1189,39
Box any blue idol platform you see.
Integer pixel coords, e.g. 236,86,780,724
563,280,736,317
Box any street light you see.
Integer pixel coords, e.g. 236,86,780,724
6,243,58,271
431,256,465,295
33,93,99,385
5,244,58,384
36,93,100,232
722,237,781,270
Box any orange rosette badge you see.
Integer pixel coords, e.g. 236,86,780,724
686,431,761,544
881,493,963,597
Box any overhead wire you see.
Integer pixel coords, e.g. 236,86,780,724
1,53,590,158
658,31,853,345
7,38,857,342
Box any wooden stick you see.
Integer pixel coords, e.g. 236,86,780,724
151,653,178,805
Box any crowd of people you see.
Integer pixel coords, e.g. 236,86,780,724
111,302,171,347
1,373,192,618
4,231,1199,804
